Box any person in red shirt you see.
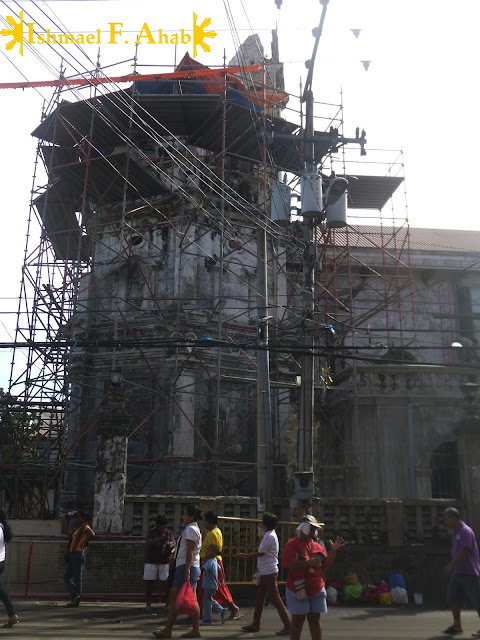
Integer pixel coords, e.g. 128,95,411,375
282,515,343,640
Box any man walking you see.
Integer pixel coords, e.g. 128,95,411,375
443,507,480,636
64,511,95,607
143,515,175,611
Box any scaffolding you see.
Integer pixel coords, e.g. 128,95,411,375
1,36,420,518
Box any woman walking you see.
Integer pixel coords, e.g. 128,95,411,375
235,512,290,636
153,504,203,639
282,515,344,640
0,508,19,628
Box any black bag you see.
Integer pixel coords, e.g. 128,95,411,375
0,522,12,543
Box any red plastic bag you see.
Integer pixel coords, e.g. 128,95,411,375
174,581,198,616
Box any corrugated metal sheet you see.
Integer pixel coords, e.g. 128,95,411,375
346,175,404,210
51,149,171,204
32,91,336,172
331,225,480,253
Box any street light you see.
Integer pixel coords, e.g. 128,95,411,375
110,370,122,387
325,176,349,229
325,176,348,206
452,337,474,348
460,381,479,405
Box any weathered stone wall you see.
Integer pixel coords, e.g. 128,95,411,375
321,365,476,500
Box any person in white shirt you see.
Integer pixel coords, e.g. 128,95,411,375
0,508,18,628
153,504,203,639
235,512,290,636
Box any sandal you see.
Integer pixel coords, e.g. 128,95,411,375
242,625,260,632
471,633,480,638
66,596,80,607
443,626,463,635
276,629,290,636
3,616,19,628
180,633,201,638
152,632,172,639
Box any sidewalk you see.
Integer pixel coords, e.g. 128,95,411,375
3,600,480,639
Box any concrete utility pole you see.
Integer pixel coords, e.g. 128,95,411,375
256,225,274,512
257,61,274,513
295,0,330,514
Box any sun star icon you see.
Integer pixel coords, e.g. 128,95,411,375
193,12,217,58
0,10,24,56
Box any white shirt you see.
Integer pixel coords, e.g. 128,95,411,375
0,524,6,562
257,529,279,575
176,522,202,567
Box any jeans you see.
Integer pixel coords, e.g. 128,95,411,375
0,561,15,618
202,587,223,621
64,551,85,599
253,573,290,630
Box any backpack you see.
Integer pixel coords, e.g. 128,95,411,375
0,521,13,543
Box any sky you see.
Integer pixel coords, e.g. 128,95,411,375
0,0,479,387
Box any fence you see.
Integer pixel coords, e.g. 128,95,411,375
5,501,459,599
6,536,146,599
219,516,298,584
6,518,298,598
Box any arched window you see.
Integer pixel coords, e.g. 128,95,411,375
431,442,461,499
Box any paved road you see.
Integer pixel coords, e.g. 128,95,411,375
2,600,480,639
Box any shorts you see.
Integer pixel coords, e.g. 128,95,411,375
286,586,327,615
172,564,201,590
143,563,170,581
447,573,480,609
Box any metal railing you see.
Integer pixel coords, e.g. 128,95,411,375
219,516,298,585
6,535,146,599
5,502,457,598
5,519,300,598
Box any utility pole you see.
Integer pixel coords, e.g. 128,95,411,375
257,62,273,513
256,227,273,512
268,0,364,517
295,0,330,514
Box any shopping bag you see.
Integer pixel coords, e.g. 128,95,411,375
174,581,198,616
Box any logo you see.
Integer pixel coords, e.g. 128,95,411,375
1,11,217,58
0,10,24,56
193,13,216,57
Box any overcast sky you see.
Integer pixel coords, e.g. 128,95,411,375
0,0,478,387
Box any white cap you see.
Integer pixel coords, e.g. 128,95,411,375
296,515,325,536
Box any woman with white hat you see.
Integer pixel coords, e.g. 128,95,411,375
282,516,344,640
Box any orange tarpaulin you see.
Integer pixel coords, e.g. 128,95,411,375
0,53,289,108
170,52,289,107
0,63,261,90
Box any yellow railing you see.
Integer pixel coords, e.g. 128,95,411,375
219,516,298,585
